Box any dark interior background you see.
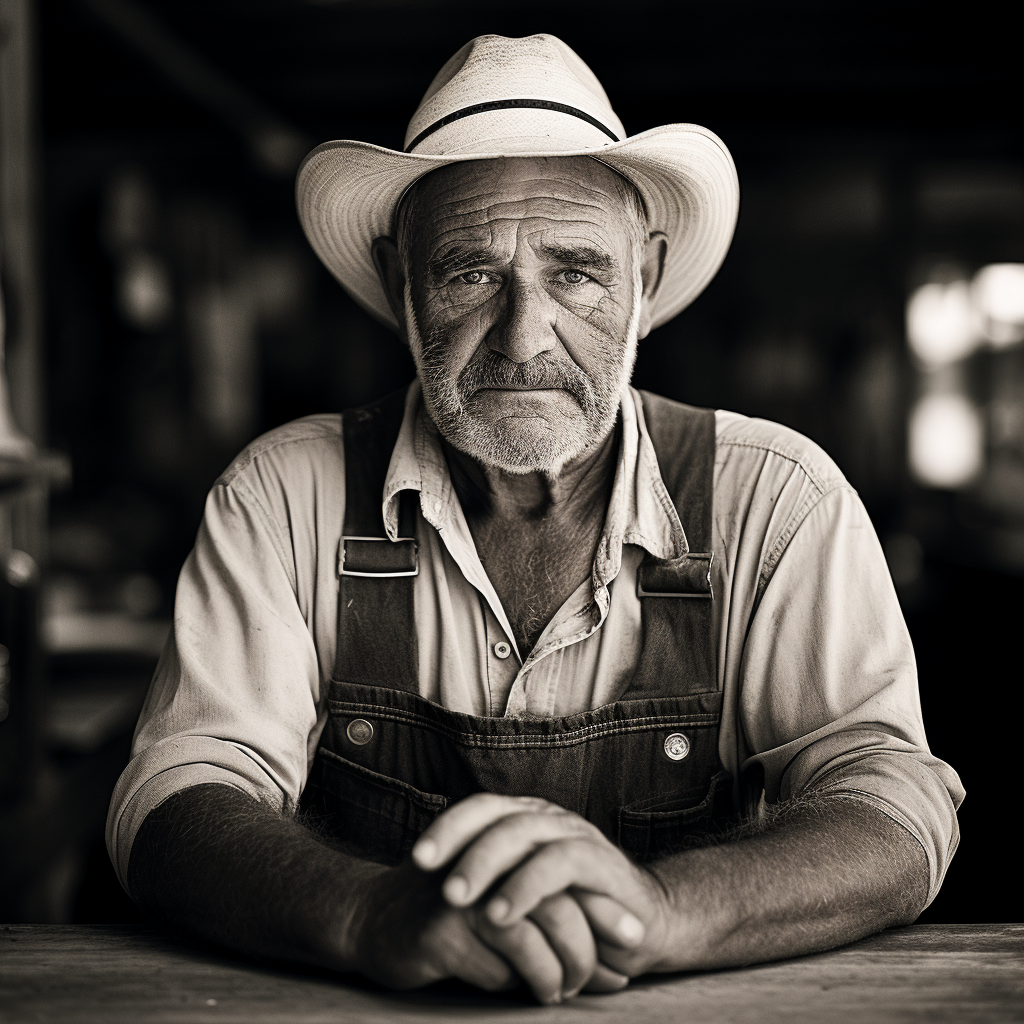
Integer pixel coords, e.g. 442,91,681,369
2,0,1020,927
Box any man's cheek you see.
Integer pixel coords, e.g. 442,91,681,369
555,314,630,377
420,318,491,374
555,288,631,335
422,294,497,341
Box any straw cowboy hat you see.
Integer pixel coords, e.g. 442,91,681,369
296,33,739,332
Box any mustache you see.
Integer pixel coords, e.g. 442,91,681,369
455,351,597,413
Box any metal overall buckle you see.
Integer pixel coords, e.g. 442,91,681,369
636,551,714,599
340,536,419,578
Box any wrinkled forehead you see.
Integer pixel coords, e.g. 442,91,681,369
395,156,645,253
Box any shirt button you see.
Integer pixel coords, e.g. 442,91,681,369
664,732,690,761
346,719,374,745
493,641,511,660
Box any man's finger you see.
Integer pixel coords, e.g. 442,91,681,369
412,793,559,872
414,907,517,992
441,811,594,907
485,839,640,926
581,963,631,993
445,936,518,992
572,890,647,948
475,913,565,1005
527,893,597,998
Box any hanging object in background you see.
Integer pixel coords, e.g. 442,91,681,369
908,391,984,488
905,273,984,489
117,251,173,332
973,263,1024,347
103,171,175,333
905,264,1024,492
0,265,35,459
906,279,980,367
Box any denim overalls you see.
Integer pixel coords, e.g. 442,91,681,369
302,390,732,865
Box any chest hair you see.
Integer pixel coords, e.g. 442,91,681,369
470,512,603,656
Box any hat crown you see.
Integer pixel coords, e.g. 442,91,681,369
403,34,627,155
297,35,739,334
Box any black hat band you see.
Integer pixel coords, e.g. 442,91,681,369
405,98,621,153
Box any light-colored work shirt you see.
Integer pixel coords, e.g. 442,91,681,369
106,383,964,901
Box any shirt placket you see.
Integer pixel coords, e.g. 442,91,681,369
481,602,520,716
390,388,685,719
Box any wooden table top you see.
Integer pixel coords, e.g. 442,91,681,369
1,923,1022,1024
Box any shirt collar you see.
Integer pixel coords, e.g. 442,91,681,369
381,381,689,569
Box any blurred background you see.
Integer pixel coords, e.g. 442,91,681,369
1,0,1021,925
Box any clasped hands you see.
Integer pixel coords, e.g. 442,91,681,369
352,793,674,1004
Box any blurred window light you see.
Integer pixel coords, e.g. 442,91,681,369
118,251,173,331
908,392,984,488
973,263,1024,347
906,280,981,366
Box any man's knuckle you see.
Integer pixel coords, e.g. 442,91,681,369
538,897,572,927
517,795,555,813
551,837,591,866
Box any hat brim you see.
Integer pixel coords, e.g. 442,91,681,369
295,124,739,332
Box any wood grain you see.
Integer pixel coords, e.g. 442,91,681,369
1,923,1022,1024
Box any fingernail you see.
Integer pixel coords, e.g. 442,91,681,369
444,875,469,904
617,913,645,945
487,896,511,923
413,838,437,869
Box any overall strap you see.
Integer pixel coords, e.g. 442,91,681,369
628,391,718,697
334,388,420,691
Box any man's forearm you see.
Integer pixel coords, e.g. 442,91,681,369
126,784,609,999
127,785,930,986
126,783,380,969
648,795,930,972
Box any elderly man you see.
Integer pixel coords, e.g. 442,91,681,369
107,34,962,1005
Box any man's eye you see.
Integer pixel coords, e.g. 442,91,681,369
561,270,590,285
458,271,489,285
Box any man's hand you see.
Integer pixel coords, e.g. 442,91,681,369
351,849,635,1003
410,794,674,990
346,860,516,994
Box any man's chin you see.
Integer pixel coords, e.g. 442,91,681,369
445,416,594,475
425,384,618,474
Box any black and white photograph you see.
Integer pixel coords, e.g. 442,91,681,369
1,1,1022,1020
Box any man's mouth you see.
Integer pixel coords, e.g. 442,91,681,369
451,351,596,415
474,385,564,392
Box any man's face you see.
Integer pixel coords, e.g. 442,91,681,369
397,157,646,475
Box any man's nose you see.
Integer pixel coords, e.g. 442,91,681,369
487,273,557,363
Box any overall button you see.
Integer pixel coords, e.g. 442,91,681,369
346,719,374,745
664,732,690,761
493,641,511,659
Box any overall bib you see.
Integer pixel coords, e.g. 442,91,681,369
302,389,731,865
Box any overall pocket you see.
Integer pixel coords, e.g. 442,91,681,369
617,769,732,861
304,748,448,865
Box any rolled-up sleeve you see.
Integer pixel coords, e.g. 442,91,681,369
737,482,964,906
106,472,323,890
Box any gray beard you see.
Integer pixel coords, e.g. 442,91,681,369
405,286,639,475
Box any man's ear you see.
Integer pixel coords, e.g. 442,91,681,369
371,236,409,347
636,231,668,340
